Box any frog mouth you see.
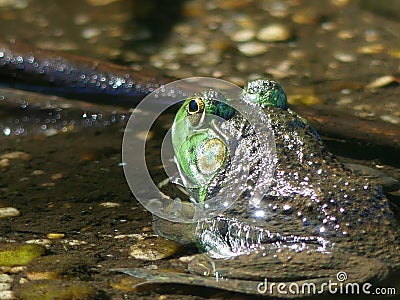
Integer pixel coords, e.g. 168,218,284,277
196,216,330,259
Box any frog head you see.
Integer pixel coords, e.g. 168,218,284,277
171,89,235,203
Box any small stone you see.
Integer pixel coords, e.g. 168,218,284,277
0,291,14,300
9,266,26,273
31,170,45,176
0,207,20,219
0,152,31,161
366,75,399,89
0,159,9,172
182,43,206,55
81,27,101,39
230,29,255,42
337,29,356,40
142,227,152,233
129,236,181,261
61,240,87,247
357,43,384,54
51,173,64,180
25,239,52,248
237,42,268,56
380,114,400,125
0,282,11,291
257,24,292,42
46,233,65,240
178,255,195,263
100,202,120,208
334,53,356,63
0,274,13,283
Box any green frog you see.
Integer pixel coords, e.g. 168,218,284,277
118,79,400,296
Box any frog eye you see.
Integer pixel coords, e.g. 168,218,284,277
186,97,205,127
187,97,205,115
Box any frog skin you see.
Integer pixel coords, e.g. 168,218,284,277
118,79,400,297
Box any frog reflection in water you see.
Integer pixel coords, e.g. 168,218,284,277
122,80,400,296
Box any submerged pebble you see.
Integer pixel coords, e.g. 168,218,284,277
0,152,31,161
366,75,399,89
230,29,255,42
129,236,180,261
0,207,20,219
237,42,268,56
0,159,9,172
0,291,14,300
257,24,292,42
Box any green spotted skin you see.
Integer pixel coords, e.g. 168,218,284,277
244,79,288,109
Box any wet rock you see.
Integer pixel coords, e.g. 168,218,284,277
0,152,31,161
366,75,399,89
15,280,97,300
81,27,101,40
182,43,206,55
0,282,11,290
0,244,45,267
0,274,13,283
99,202,120,208
257,24,292,42
334,53,356,63
46,233,65,240
229,29,255,43
380,114,400,125
31,170,45,176
0,159,9,172
0,291,14,300
129,236,181,261
237,42,268,56
357,43,384,54
26,254,95,281
25,239,52,248
0,207,20,219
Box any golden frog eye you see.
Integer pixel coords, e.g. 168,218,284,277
186,96,205,127
187,97,205,115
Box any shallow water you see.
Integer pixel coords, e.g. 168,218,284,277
0,0,399,299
